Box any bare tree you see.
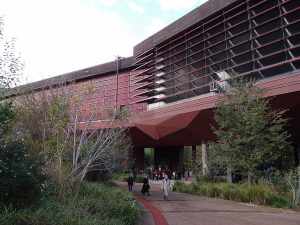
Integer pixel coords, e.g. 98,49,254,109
69,106,132,182
15,79,132,183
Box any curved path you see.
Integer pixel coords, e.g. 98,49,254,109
115,180,300,225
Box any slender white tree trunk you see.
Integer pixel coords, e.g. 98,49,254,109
202,142,209,175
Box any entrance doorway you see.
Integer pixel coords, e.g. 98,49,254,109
154,146,184,172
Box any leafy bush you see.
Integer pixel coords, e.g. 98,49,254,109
259,174,291,198
0,182,140,225
0,102,16,138
110,173,144,183
219,183,248,202
195,174,226,184
247,185,268,205
172,181,186,192
106,172,126,181
0,140,47,209
207,184,221,197
134,175,145,183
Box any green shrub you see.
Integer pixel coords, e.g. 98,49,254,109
134,175,145,183
109,172,127,181
195,174,226,184
259,175,291,199
0,102,16,137
265,192,291,208
0,181,140,225
226,184,248,202
247,185,268,205
0,140,47,209
173,181,292,208
188,183,199,194
109,173,144,183
207,183,221,197
173,181,189,193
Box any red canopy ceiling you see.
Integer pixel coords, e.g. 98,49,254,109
134,111,200,140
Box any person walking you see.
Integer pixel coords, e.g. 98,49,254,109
127,174,134,192
141,175,150,196
154,170,158,181
162,174,171,200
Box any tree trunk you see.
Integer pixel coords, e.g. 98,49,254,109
227,166,233,183
247,173,251,186
202,143,209,175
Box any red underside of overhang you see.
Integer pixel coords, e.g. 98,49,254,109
131,109,216,146
130,73,300,148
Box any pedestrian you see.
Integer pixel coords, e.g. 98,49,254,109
172,171,176,180
127,174,134,192
141,175,150,196
177,171,182,180
162,174,171,200
155,169,159,181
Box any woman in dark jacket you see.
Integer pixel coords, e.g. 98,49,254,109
141,176,150,196
127,174,134,192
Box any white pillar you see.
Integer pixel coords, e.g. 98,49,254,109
202,143,209,175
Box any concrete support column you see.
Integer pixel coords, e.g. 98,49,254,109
201,142,209,175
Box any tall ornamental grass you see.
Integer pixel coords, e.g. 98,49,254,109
173,181,292,208
0,182,139,225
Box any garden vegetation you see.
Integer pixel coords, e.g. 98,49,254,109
0,182,139,225
0,16,139,225
181,78,300,208
173,177,292,208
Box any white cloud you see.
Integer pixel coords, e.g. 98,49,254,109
128,1,144,14
100,0,118,7
0,0,138,83
0,0,210,84
157,0,208,11
143,17,166,37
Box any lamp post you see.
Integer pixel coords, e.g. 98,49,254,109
115,55,125,108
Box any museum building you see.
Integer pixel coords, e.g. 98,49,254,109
18,0,300,171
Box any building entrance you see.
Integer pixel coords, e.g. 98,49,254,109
154,146,184,174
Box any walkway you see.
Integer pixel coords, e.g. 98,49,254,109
115,180,300,225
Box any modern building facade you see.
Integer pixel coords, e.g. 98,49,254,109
17,0,300,172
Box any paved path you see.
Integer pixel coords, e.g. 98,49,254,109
115,180,300,225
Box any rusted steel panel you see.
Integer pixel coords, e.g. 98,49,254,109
134,0,238,56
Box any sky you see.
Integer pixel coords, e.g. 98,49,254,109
0,0,208,84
